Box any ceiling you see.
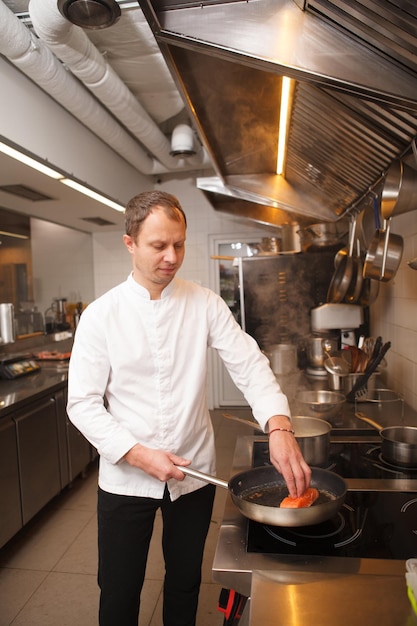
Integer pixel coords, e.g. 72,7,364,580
0,0,213,233
1,0,417,235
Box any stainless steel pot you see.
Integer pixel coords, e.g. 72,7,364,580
355,412,417,467
306,336,338,369
363,218,404,282
222,413,332,466
381,159,417,221
179,465,347,527
301,221,348,251
0,303,15,344
264,343,298,375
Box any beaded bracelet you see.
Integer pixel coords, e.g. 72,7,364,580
268,427,295,436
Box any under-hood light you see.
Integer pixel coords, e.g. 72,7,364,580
276,76,292,177
60,178,125,212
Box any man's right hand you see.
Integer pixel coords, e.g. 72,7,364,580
123,443,191,482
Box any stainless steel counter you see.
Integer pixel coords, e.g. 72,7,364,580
212,395,417,626
250,569,415,626
212,434,414,598
0,361,68,417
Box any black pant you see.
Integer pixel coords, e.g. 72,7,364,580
97,483,216,626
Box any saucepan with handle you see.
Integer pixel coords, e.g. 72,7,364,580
222,413,332,466
178,464,347,527
355,411,417,467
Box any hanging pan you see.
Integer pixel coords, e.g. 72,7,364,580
345,238,363,304
357,276,380,306
327,215,357,303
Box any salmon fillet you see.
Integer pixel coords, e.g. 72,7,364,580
280,487,319,509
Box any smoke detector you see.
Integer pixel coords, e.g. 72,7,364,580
170,124,196,157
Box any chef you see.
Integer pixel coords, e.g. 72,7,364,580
67,189,311,626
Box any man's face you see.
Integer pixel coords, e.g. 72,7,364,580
123,206,186,297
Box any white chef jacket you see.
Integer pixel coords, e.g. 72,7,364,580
67,273,290,500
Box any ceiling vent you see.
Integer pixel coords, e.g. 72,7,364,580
57,0,121,30
0,184,54,201
81,216,116,226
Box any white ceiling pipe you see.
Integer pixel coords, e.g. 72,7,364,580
28,0,210,172
0,1,209,176
0,0,159,174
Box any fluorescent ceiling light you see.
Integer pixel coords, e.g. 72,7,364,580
0,138,125,213
60,178,125,212
0,141,63,179
0,229,29,240
276,76,293,177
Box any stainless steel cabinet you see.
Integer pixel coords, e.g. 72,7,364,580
59,386,93,482
14,396,61,524
66,416,92,482
54,388,70,488
1,381,96,547
0,417,22,547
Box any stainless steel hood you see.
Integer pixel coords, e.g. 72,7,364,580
139,0,417,227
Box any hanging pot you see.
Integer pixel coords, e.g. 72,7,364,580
300,221,348,251
381,159,417,221
363,218,404,282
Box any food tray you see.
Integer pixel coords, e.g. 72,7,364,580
36,351,71,361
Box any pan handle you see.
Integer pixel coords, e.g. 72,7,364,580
373,195,381,230
354,411,382,431
222,412,264,432
176,465,229,489
380,218,391,279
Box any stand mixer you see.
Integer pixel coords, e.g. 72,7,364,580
306,304,364,376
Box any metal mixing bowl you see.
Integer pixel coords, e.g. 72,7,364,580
296,390,346,419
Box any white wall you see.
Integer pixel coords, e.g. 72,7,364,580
31,217,95,317
370,209,417,411
91,176,277,295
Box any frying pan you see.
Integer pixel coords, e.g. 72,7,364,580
179,465,347,527
222,413,332,466
327,215,358,303
345,239,363,304
355,411,417,467
357,276,380,306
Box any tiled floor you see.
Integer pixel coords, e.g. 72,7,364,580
0,408,252,625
